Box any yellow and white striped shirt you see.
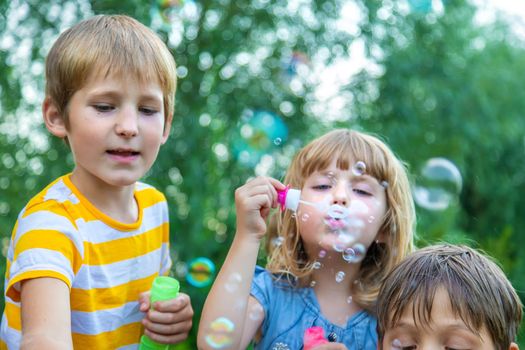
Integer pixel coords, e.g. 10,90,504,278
0,175,171,349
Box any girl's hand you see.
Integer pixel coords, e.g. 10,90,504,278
139,292,194,344
234,176,285,239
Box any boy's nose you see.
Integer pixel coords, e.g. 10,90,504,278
115,108,138,137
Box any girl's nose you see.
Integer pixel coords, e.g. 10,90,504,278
115,107,138,137
331,182,349,206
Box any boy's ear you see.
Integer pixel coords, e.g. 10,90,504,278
161,116,172,145
509,342,519,350
43,97,67,138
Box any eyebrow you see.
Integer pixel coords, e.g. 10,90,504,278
316,170,382,185
87,90,163,103
393,320,477,334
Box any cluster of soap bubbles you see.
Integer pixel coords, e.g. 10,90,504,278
413,157,462,211
232,110,288,167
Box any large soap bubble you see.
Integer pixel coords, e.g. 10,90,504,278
413,158,462,211
204,317,235,349
232,110,288,167
186,257,216,288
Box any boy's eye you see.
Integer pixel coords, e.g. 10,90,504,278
93,104,114,112
139,106,159,115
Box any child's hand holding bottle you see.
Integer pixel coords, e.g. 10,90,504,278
138,277,194,348
234,176,286,240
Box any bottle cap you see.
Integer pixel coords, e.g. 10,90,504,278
150,276,180,304
276,186,301,212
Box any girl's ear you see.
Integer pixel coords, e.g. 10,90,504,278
43,97,67,138
509,342,519,350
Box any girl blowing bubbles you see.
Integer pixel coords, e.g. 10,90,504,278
197,129,416,350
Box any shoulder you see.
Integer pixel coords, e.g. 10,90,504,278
135,182,167,206
18,176,79,228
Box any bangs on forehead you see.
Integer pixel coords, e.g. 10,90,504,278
91,53,162,86
300,132,389,182
386,269,481,335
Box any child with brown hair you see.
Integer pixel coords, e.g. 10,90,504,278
377,244,523,349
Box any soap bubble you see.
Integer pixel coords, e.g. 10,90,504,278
413,158,462,211
271,236,284,247
232,110,288,167
342,243,366,263
248,302,264,321
186,257,216,288
391,338,403,349
224,272,242,292
205,317,235,349
352,161,366,176
150,0,184,28
335,271,345,283
283,51,310,78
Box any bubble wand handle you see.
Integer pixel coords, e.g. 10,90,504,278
139,276,180,350
303,326,329,350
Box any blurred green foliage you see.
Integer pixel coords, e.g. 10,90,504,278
1,0,524,346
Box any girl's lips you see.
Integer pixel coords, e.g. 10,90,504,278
325,217,347,230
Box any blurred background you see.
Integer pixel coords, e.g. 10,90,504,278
1,0,524,347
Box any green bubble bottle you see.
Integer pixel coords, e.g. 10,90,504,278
139,276,180,350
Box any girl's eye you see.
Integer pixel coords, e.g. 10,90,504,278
353,188,372,196
93,104,114,112
402,347,417,350
312,184,331,190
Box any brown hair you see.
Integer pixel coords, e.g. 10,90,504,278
45,14,177,127
376,244,523,348
265,129,416,312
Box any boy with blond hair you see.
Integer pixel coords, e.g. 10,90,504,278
377,244,522,350
0,15,193,349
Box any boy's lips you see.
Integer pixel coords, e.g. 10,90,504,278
106,148,140,156
106,148,141,163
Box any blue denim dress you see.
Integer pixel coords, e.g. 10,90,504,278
250,266,377,350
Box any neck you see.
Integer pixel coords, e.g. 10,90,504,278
70,172,138,224
307,252,363,326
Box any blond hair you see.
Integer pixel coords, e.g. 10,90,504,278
45,14,177,127
377,244,523,348
266,129,416,312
